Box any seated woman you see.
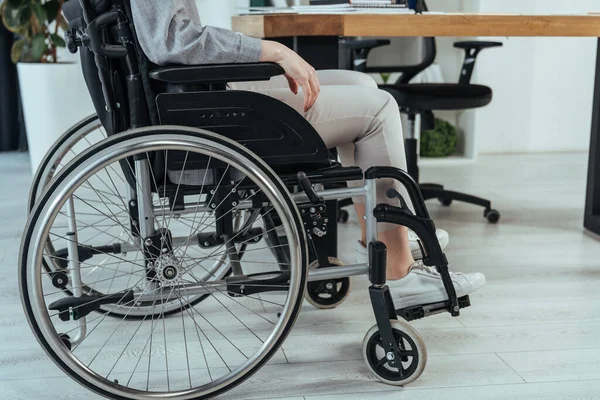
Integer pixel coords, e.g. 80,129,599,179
130,0,485,308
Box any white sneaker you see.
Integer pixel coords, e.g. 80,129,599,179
355,229,449,263
389,261,486,309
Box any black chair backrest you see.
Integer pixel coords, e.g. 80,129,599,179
364,0,437,84
396,37,436,84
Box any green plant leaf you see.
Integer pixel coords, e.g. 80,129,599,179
31,33,47,61
10,38,26,63
43,0,60,23
31,3,47,26
50,33,65,47
1,1,32,32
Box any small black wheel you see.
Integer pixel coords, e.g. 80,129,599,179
59,334,72,350
485,209,501,224
363,319,427,386
439,198,453,207
51,272,69,289
305,257,351,309
338,210,350,223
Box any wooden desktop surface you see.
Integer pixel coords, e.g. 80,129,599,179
232,13,600,38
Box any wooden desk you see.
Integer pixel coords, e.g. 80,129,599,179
233,13,600,38
233,13,600,236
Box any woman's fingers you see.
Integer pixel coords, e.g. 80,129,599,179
307,69,320,110
285,74,299,95
302,77,313,112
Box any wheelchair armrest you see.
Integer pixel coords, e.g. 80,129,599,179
454,41,503,51
149,62,285,84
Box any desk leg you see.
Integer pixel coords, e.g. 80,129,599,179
585,38,600,236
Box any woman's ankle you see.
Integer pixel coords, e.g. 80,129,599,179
387,265,411,281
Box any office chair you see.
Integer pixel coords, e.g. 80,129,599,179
344,2,502,223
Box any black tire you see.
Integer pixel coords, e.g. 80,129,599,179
305,257,351,309
485,209,501,224
338,209,350,223
363,319,427,386
20,126,309,400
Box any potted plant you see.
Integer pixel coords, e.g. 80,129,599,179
420,117,458,158
2,0,94,171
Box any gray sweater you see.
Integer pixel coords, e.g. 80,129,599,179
130,0,263,65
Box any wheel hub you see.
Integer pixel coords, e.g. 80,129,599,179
154,254,182,286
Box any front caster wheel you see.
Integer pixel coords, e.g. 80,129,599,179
363,319,427,386
485,209,501,224
338,209,349,223
305,257,351,309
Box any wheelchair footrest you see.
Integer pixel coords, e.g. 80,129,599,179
396,295,471,322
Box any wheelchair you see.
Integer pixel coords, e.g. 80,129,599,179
20,1,472,398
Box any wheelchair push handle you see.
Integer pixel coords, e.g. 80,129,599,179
85,11,128,58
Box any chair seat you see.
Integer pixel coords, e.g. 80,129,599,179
380,84,493,111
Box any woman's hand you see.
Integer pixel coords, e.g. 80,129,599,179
261,40,321,112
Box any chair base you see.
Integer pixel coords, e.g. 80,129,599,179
420,183,501,223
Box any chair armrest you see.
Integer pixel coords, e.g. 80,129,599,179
149,62,285,84
342,39,391,51
454,41,503,84
454,41,503,51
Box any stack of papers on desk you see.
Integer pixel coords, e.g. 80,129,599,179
239,0,412,15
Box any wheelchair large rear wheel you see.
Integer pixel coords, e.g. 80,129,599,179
21,126,308,399
28,114,103,211
26,114,240,319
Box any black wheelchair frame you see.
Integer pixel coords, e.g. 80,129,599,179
19,0,472,396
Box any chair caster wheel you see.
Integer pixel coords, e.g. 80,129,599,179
338,210,349,223
439,198,453,207
305,257,351,309
485,209,500,224
59,333,72,350
363,319,427,386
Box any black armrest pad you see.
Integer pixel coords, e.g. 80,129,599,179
343,39,391,51
454,41,503,50
149,62,285,84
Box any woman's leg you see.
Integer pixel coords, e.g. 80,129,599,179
230,79,421,279
231,69,378,91
230,75,485,306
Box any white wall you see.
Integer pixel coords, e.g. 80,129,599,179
466,0,598,154
196,0,242,29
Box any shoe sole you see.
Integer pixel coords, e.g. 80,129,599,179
393,274,486,310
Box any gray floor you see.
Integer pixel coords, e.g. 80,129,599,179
1,151,600,400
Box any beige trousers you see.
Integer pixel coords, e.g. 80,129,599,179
230,70,411,229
